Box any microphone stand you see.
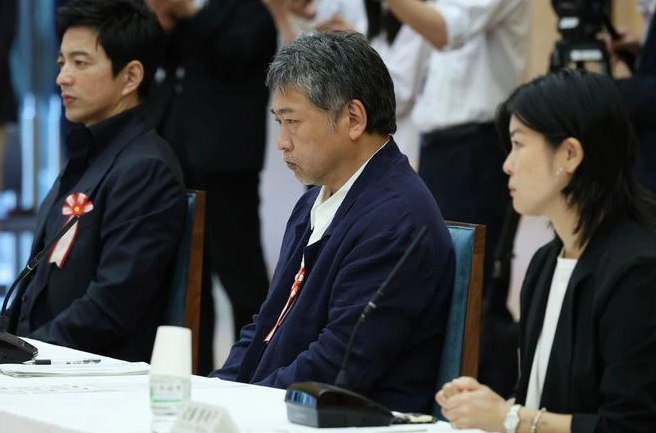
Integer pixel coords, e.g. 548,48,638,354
0,215,81,363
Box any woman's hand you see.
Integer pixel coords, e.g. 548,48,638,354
436,377,511,432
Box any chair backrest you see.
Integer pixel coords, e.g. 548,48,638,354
433,221,485,417
164,190,205,374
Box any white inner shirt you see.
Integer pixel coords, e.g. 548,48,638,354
525,253,578,409
412,0,529,131
307,140,388,247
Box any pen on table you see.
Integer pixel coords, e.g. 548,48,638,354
24,358,102,365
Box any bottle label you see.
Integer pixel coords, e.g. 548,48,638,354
150,375,190,416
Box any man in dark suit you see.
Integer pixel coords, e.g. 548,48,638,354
608,5,656,205
0,0,17,195
7,0,186,363
212,31,455,414
145,0,277,374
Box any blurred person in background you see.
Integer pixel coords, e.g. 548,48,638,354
145,0,277,375
262,0,367,45
385,0,529,398
365,0,430,169
0,0,18,203
607,0,656,214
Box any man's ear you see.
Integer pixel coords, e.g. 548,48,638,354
345,99,367,141
121,60,144,97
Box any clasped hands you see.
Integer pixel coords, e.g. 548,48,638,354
436,376,512,432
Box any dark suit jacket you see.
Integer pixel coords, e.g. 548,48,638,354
213,140,455,414
8,107,186,362
147,0,277,174
0,0,17,123
515,219,656,433
616,16,656,193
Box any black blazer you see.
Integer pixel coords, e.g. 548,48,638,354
147,0,277,174
515,219,656,433
0,0,17,123
8,108,187,362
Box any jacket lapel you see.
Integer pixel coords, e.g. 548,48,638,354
29,115,147,303
518,242,559,401
541,238,597,409
236,216,313,383
322,138,402,240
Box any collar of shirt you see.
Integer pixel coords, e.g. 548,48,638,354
308,139,389,246
64,104,145,169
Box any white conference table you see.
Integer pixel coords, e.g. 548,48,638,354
0,339,486,433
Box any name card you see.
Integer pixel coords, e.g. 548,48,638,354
170,401,240,433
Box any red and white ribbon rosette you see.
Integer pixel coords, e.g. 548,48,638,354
48,192,94,269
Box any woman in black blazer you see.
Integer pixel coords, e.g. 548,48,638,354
435,69,656,433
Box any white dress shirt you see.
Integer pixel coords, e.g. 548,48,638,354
412,0,529,132
289,0,368,38
525,254,578,409
308,141,388,246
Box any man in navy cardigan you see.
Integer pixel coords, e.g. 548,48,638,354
212,31,455,414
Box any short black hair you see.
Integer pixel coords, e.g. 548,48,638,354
267,31,396,136
56,0,162,99
496,69,654,246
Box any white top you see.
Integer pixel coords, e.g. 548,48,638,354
308,141,388,246
371,25,431,168
525,254,578,409
289,0,368,37
412,0,529,132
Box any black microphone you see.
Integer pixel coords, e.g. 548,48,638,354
285,226,429,428
0,215,81,363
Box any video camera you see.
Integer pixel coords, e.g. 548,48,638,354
548,0,627,75
551,0,610,42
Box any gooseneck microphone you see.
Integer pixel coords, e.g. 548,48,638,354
285,226,429,428
335,226,428,388
0,215,81,363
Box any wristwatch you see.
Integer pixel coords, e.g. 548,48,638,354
503,404,521,433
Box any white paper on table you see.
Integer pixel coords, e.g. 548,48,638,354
0,361,150,377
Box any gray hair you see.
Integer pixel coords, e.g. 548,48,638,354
266,31,396,135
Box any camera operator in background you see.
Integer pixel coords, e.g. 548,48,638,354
606,0,656,210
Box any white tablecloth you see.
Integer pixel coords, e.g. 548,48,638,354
0,339,484,433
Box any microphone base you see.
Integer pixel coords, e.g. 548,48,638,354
0,331,38,364
285,382,393,428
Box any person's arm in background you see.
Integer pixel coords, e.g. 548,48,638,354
386,0,524,50
262,0,302,45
